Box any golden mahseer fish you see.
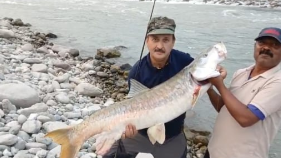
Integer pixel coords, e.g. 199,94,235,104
45,42,227,158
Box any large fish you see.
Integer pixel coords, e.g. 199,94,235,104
45,42,227,158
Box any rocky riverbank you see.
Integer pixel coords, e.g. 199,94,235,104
140,0,281,9
0,17,210,158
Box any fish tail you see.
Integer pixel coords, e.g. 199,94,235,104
45,127,83,158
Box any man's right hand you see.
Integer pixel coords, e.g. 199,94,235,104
216,65,227,79
121,124,138,139
208,65,227,92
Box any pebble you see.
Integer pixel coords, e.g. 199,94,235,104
55,92,70,104
0,134,18,146
17,131,30,141
22,120,42,134
37,115,52,123
32,64,48,73
0,17,210,158
25,142,47,150
14,137,26,150
35,133,52,145
18,114,27,124
36,149,48,158
0,109,4,118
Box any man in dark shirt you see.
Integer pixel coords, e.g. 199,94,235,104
103,16,194,158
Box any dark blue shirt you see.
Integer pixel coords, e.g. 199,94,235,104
128,49,194,139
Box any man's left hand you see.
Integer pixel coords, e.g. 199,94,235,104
121,124,138,139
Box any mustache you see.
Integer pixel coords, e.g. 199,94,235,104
259,49,273,58
154,49,165,53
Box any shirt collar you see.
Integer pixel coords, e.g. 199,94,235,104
246,63,281,79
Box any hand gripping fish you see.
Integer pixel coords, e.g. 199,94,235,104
45,42,227,158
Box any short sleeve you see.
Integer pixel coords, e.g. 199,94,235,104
249,80,281,118
179,51,194,67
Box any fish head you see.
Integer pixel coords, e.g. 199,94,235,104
189,42,227,82
188,42,227,103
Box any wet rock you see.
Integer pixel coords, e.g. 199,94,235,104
12,19,24,26
69,49,80,57
97,47,121,58
46,33,57,38
193,135,209,146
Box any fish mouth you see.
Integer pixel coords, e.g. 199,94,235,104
190,73,209,86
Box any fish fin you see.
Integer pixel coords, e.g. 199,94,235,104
147,131,157,145
147,123,166,145
191,86,201,109
93,130,123,156
45,127,82,158
126,79,150,98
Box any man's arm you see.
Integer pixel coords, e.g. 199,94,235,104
212,80,260,127
206,87,224,112
209,76,281,128
206,65,227,112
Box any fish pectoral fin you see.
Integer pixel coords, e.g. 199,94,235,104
147,123,166,145
147,133,157,145
126,79,150,98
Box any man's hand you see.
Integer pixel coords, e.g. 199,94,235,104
216,65,227,79
208,65,227,87
121,124,138,139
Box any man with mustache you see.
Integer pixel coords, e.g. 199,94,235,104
205,27,281,158
103,16,194,158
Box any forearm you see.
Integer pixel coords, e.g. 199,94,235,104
215,83,258,127
207,87,224,112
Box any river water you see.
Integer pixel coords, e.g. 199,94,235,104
0,0,281,157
